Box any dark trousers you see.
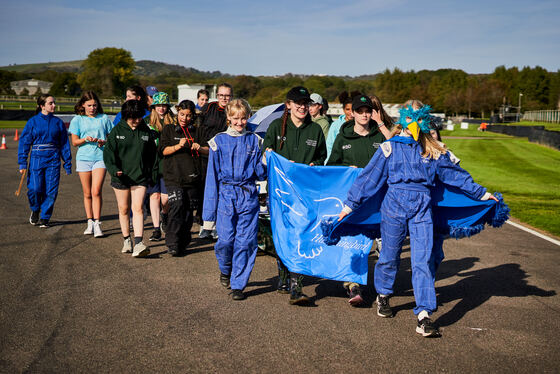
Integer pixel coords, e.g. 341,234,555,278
165,186,194,251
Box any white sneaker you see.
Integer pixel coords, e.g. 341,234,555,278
132,241,150,258
93,221,103,238
121,237,132,253
84,219,94,235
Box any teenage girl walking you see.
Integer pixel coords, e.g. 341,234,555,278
338,103,498,336
18,94,72,227
69,91,114,237
263,86,327,305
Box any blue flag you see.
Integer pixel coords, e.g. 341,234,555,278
267,151,510,285
267,151,374,284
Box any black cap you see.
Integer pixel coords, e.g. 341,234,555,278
286,86,311,102
352,95,374,111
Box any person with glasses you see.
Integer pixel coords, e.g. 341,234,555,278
262,86,327,305
198,83,233,239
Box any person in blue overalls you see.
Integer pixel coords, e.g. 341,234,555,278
203,99,267,301
338,103,498,337
18,94,72,227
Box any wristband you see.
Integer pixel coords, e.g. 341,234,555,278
378,122,385,128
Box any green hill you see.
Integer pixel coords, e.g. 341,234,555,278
0,60,223,79
0,60,83,73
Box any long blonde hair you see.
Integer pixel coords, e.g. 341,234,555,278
149,107,174,132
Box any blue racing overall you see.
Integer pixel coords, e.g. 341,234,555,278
344,136,487,315
203,127,267,291
18,113,72,220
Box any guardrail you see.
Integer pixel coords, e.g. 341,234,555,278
522,110,560,123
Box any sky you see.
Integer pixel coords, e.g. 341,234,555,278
1,0,559,77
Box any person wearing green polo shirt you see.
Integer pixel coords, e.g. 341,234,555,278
263,86,327,305
327,93,391,306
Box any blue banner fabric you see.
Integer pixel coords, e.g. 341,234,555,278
267,151,374,284
266,151,510,285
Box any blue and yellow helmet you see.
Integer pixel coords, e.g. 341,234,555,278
396,105,434,141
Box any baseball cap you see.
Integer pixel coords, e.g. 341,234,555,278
286,86,311,102
310,93,323,105
146,86,159,96
352,95,374,111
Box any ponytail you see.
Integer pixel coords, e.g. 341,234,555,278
35,94,52,114
278,105,289,151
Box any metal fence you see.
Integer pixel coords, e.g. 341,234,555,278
522,110,560,123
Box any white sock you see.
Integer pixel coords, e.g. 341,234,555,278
418,310,430,321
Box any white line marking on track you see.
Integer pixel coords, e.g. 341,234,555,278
506,220,560,247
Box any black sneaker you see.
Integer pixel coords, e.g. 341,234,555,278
167,247,179,256
220,273,231,288
348,286,364,307
29,211,40,225
277,278,290,294
231,289,245,300
416,317,440,337
376,295,393,318
149,229,162,241
289,290,311,305
38,219,49,228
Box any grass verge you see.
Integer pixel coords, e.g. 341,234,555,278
0,121,26,128
444,137,560,237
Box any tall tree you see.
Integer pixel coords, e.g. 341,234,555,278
50,72,81,97
77,47,135,97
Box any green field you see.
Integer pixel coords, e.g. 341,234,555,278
443,137,560,237
0,102,119,113
0,121,26,128
0,102,77,111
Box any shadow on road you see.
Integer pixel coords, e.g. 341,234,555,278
434,262,556,327
393,258,556,326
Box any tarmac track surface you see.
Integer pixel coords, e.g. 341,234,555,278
0,138,559,373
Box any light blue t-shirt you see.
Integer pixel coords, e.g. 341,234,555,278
69,114,114,161
325,114,347,162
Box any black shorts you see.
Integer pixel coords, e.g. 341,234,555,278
110,179,148,190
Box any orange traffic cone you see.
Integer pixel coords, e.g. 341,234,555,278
0,134,7,150
14,129,19,141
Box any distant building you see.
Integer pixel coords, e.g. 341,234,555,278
10,79,53,95
177,83,216,104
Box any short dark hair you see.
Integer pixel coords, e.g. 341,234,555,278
121,100,145,120
197,89,210,98
126,85,148,109
176,99,196,113
217,83,233,95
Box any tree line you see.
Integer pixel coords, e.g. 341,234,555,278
1,47,558,117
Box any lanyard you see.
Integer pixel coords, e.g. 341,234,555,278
179,125,199,158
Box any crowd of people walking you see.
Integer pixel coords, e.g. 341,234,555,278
18,84,497,337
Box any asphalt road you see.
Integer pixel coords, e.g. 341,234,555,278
1,135,559,373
